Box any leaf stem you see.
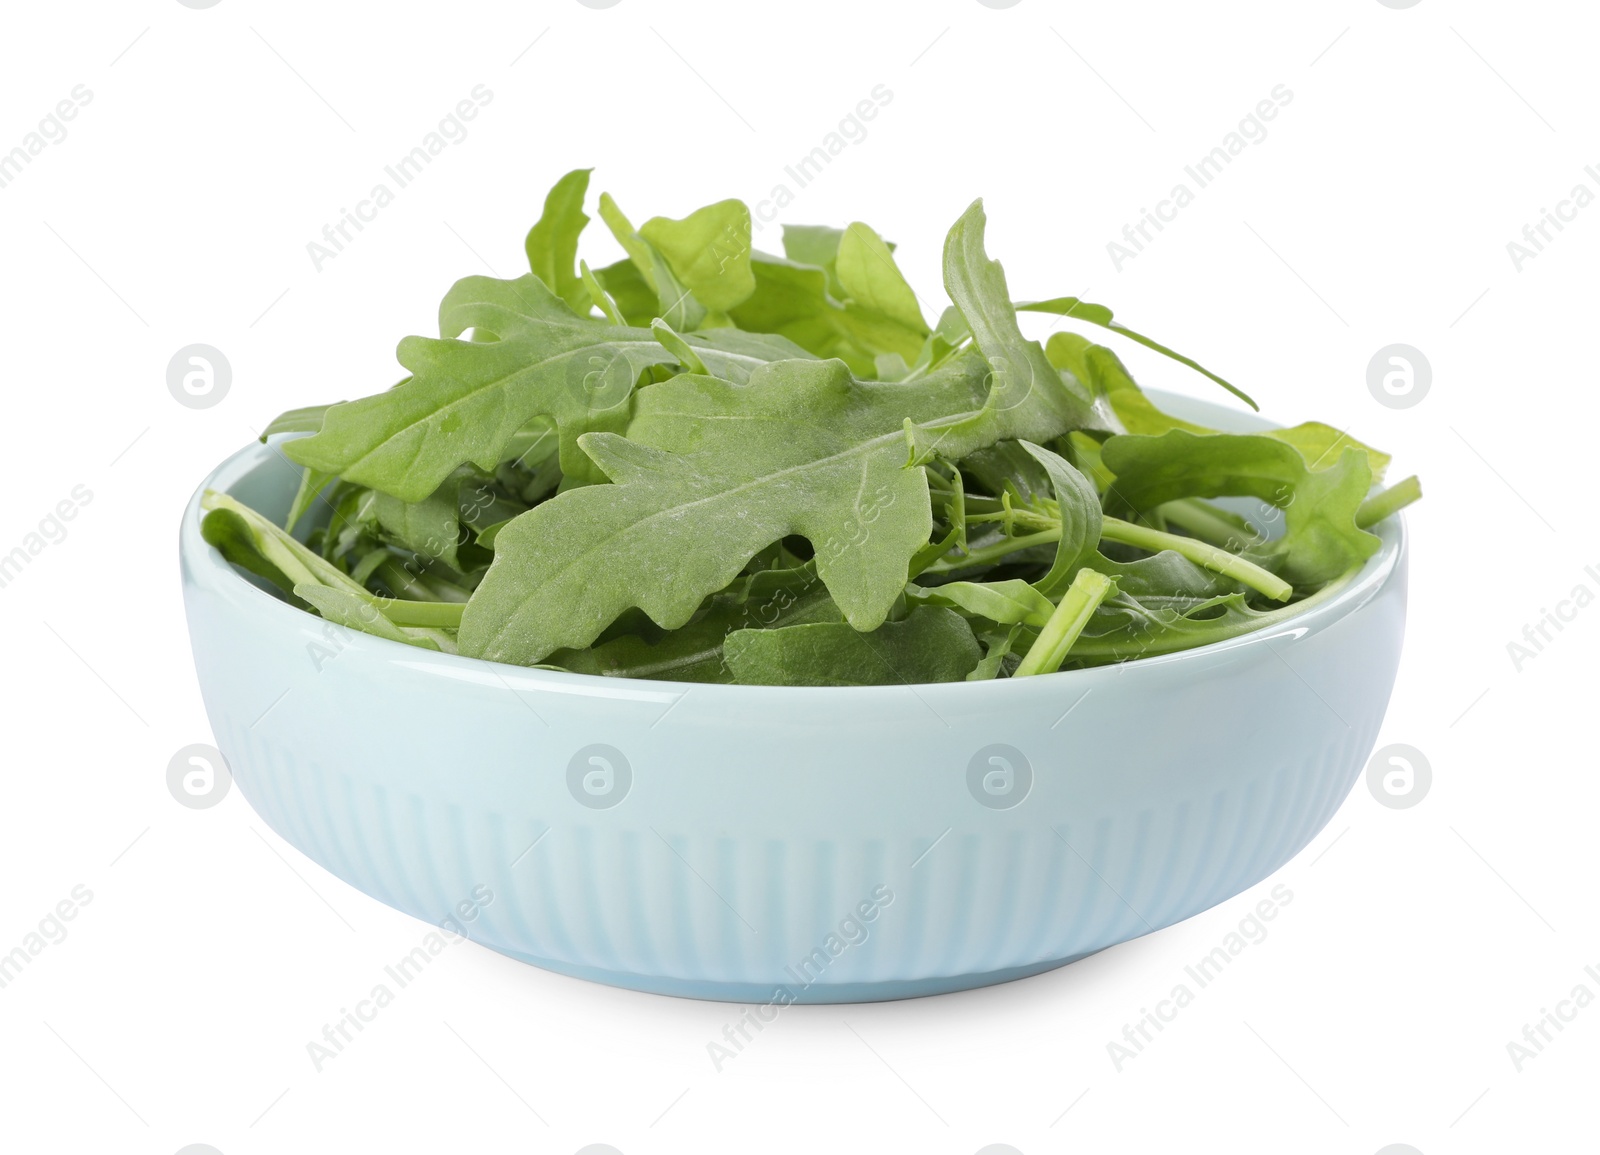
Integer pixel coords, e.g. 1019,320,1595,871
1156,499,1258,550
1356,475,1422,529
925,528,1063,572
1101,517,1292,602
372,598,466,628
1013,569,1114,676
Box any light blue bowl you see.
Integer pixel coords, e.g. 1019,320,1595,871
179,392,1407,1003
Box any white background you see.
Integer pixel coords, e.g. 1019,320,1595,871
1,1,1596,1152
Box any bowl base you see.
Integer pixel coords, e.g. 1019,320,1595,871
486,945,1103,1004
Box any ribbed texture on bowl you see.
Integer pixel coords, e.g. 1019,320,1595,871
211,705,1377,1001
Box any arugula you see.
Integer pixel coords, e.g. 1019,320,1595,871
207,170,1421,686
457,355,991,664
524,167,592,313
725,606,981,687
284,273,807,498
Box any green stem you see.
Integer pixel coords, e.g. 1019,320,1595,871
1101,517,1292,602
1156,499,1259,550
1356,475,1422,529
1013,569,1114,677
372,598,466,628
965,509,1058,532
924,528,1062,573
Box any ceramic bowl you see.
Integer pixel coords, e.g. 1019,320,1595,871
179,392,1407,1002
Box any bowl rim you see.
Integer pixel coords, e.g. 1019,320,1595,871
181,412,1406,700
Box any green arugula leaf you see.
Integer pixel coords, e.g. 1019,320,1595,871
780,224,847,293
260,404,332,440
202,506,302,601
1268,422,1391,483
904,578,1055,627
966,624,1024,680
285,466,336,531
1046,331,1392,479
835,222,925,331
724,605,981,686
597,192,708,330
730,254,928,375
1100,429,1381,585
458,354,1007,664
372,476,462,570
524,168,592,312
1017,440,1102,595
913,200,1116,463
284,273,808,501
590,257,659,326
548,567,839,682
639,199,756,314
1046,333,1211,436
